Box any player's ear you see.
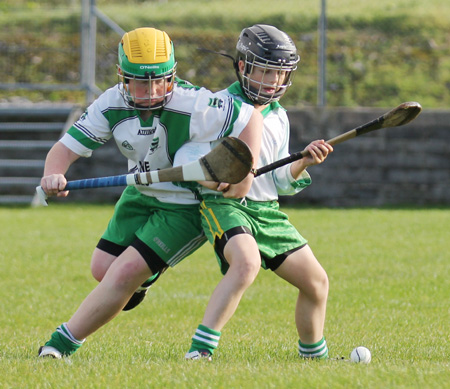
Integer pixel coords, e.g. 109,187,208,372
238,60,245,74
166,76,175,92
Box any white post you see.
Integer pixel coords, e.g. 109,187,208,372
81,0,97,104
318,0,327,107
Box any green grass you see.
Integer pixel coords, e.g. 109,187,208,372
0,205,449,388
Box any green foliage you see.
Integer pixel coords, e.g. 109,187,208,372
0,205,449,387
1,0,450,107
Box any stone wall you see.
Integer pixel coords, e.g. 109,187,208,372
65,106,449,207
283,106,449,206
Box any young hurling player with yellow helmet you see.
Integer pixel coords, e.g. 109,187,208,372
37,27,262,358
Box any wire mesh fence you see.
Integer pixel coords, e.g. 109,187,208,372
1,0,449,108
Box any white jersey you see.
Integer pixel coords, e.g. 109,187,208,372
174,82,311,201
60,79,254,204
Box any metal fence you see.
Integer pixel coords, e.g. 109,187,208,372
1,0,448,108
0,0,121,103
0,0,327,106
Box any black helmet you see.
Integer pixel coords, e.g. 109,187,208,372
235,24,300,105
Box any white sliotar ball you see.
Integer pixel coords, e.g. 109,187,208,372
350,346,371,364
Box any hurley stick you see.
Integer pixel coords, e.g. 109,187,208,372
36,136,253,206
253,102,422,177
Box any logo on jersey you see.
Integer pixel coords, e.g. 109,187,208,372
208,97,224,109
153,236,171,254
122,140,134,150
138,128,156,136
79,110,88,121
149,137,160,154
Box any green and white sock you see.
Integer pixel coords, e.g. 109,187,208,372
45,323,85,356
298,337,328,359
188,324,221,355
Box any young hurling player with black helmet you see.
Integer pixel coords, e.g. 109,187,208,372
38,27,262,358
176,24,333,360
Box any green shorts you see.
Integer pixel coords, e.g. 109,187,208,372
101,186,206,269
200,195,307,274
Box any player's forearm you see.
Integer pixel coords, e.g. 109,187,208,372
289,159,309,180
289,140,334,179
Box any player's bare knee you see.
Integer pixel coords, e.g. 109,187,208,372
299,268,328,303
228,256,260,287
318,272,329,300
310,270,329,302
106,260,148,292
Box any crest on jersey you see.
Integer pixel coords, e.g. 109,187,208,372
122,140,134,150
79,110,88,121
149,137,160,154
208,97,224,109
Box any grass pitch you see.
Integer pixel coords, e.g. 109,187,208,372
0,204,448,388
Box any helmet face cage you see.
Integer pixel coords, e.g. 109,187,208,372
236,24,300,105
117,27,177,110
117,65,176,111
240,52,298,105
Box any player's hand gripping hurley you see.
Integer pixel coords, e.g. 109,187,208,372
253,102,422,177
36,137,253,206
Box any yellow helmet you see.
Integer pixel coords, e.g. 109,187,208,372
117,27,177,110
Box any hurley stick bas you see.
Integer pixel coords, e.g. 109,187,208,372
253,102,422,177
36,136,253,206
